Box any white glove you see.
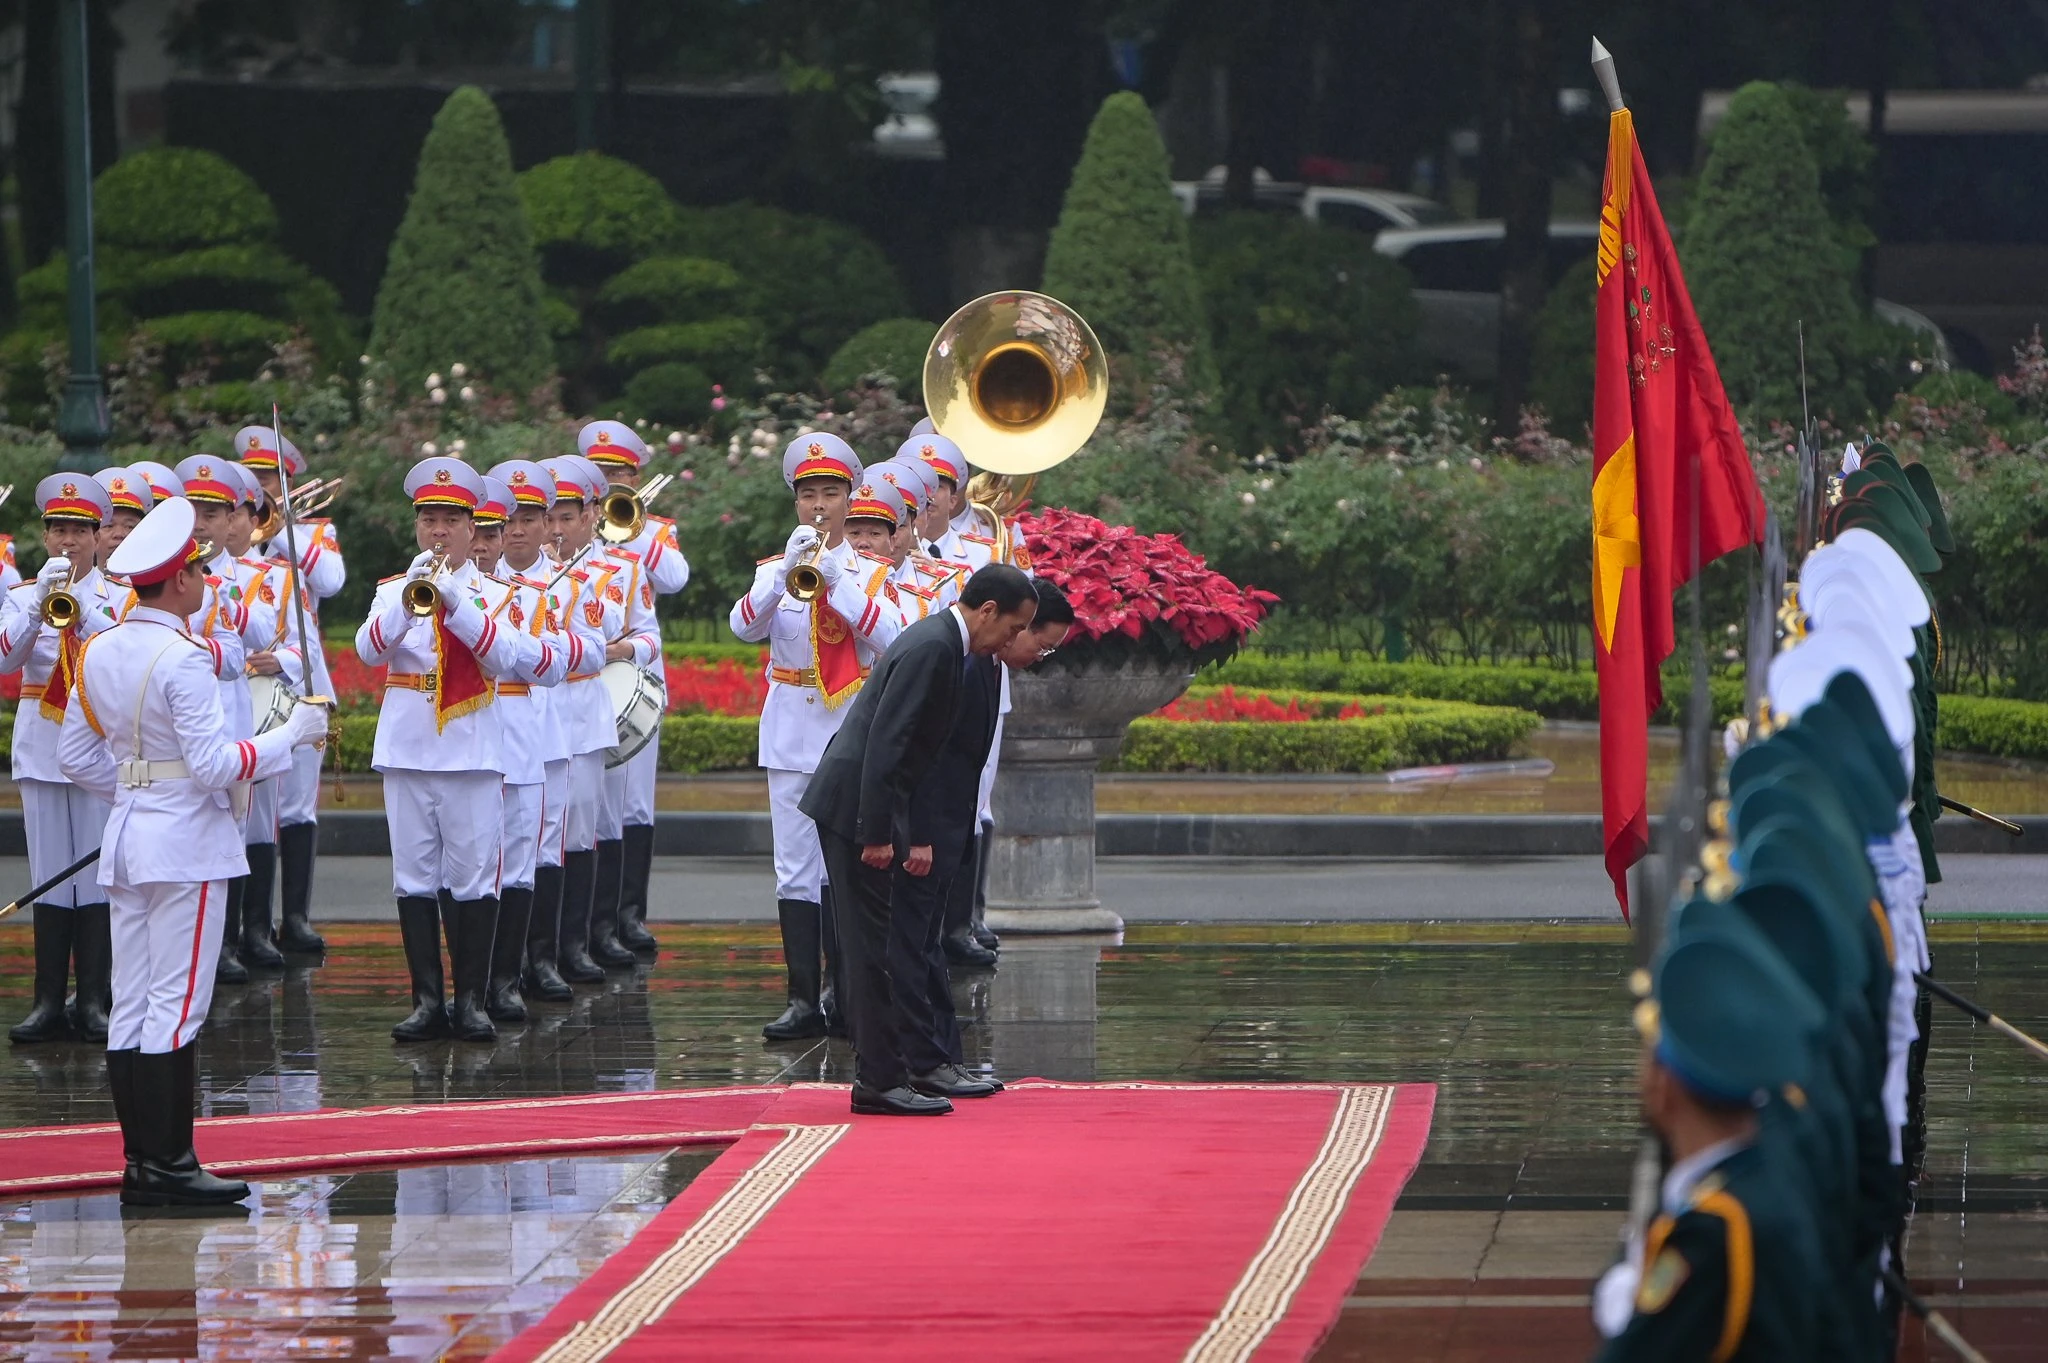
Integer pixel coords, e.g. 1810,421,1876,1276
816,549,845,586
282,699,329,750
442,586,486,637
1592,1257,1641,1338
407,549,441,580
34,557,70,600
783,524,821,568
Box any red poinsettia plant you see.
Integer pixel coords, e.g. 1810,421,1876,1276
1018,507,1278,667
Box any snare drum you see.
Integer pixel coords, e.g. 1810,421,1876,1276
601,660,665,768
247,673,296,735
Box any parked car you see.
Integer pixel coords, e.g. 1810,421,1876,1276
1373,221,1951,379
1171,167,1462,236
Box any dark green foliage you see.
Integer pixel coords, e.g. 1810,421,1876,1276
820,317,937,399
93,147,277,252
661,715,762,773
370,86,554,396
518,152,681,287
593,257,746,332
1042,92,1216,403
1933,696,2048,763
1682,82,1869,425
1192,213,1420,454
1528,255,1596,435
623,361,715,424
1773,84,1878,279
1114,699,1541,774
671,202,909,385
133,310,290,375
607,319,765,381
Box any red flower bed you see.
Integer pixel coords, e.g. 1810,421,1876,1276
1153,686,1374,723
1017,508,1277,657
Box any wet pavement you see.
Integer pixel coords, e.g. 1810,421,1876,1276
0,921,2042,1360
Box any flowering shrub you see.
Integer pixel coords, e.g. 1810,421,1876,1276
1155,685,1380,722
1019,506,1276,668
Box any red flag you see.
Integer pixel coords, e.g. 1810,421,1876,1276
1592,108,1764,918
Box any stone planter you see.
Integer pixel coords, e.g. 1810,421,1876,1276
984,656,1196,934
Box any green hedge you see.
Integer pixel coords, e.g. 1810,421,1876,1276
1116,697,1541,774
1209,655,1746,726
660,715,760,773
1933,696,2048,763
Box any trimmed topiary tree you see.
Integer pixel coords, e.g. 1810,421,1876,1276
1683,81,1866,425
370,86,553,397
518,152,680,288
1042,91,1216,406
820,317,937,400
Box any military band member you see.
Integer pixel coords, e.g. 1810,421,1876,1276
56,496,330,1205
1,476,121,1042
730,433,902,1040
355,458,535,1043
93,468,149,558
244,426,345,958
581,422,688,957
538,458,627,985
470,479,509,570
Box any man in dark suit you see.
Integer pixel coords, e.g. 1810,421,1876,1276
799,564,1038,1115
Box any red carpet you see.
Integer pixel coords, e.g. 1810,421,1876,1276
0,1086,781,1196
492,1080,1435,1363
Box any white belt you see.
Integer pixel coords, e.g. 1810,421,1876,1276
118,758,189,788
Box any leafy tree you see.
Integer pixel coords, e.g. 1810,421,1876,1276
1041,91,1217,406
518,152,681,288
1527,255,1596,435
370,86,554,397
820,318,937,400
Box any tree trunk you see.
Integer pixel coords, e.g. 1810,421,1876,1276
1492,0,1557,436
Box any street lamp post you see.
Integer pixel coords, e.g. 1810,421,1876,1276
56,0,109,472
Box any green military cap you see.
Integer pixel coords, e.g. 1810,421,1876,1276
1845,465,1933,537
1821,671,1910,804
1738,815,1884,1009
1901,462,1954,555
1768,712,1898,838
1832,488,1942,575
1651,903,1823,1102
1727,862,1854,1015
1730,777,1861,859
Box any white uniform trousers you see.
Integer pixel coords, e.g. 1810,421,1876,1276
501,781,543,892
109,878,226,1053
599,764,626,842
19,778,107,909
538,758,570,869
620,735,659,825
279,744,321,826
383,769,505,902
565,752,604,854
767,767,825,902
246,775,279,845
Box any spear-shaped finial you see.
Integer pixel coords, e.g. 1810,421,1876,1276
1591,36,1625,114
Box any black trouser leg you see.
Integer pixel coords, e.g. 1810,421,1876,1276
68,903,112,1042
391,896,449,1042
941,835,996,968
891,862,959,1075
589,839,635,968
819,884,848,1037
10,906,75,1043
240,844,285,969
557,850,605,983
970,824,999,950
216,881,249,986
525,864,573,1001
446,897,497,1042
276,822,325,954
618,824,658,955
819,830,905,1093
489,889,531,1022
762,900,825,1040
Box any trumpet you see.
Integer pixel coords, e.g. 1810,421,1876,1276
598,472,675,545
402,552,453,617
42,587,79,630
786,512,830,602
254,475,346,544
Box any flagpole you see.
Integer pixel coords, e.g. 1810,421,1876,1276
1590,38,1624,114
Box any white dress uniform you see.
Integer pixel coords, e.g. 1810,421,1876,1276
56,493,328,1208
730,434,902,1040
0,534,18,593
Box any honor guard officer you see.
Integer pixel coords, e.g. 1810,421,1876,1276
841,476,915,622
581,422,688,957
93,468,150,557
243,425,344,958
56,496,330,1205
870,459,961,619
225,463,296,973
356,459,536,1043
730,433,903,1040
1,475,121,1043
470,478,509,569
537,457,627,987
488,459,590,1005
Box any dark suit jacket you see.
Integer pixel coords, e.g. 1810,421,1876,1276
905,641,999,858
799,610,979,849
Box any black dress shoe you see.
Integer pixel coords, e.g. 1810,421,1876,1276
970,921,1000,951
762,998,826,1041
911,1065,1000,1099
941,926,998,969
851,1084,953,1116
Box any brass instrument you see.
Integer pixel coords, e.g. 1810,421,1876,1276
785,512,830,602
598,472,676,544
922,290,1107,485
42,586,79,630
402,552,453,617
254,475,345,544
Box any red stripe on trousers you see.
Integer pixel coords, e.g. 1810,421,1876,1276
176,882,210,1045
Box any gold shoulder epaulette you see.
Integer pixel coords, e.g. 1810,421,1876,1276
961,532,995,546
856,550,893,565
758,554,783,566
379,572,406,585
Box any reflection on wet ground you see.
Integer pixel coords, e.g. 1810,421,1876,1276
1,921,2042,1360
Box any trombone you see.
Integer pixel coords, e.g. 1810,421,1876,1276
402,551,454,617
786,511,830,602
254,475,346,544
598,472,675,545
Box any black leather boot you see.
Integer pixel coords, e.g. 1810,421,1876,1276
216,881,249,986
10,906,75,1043
524,864,573,1001
488,889,531,1022
275,821,325,955
105,1047,142,1178
556,850,605,983
121,1046,249,1207
239,845,285,970
447,897,498,1042
969,829,1000,951
391,896,450,1042
589,839,636,969
762,899,826,1040
68,903,112,1042
618,823,658,956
